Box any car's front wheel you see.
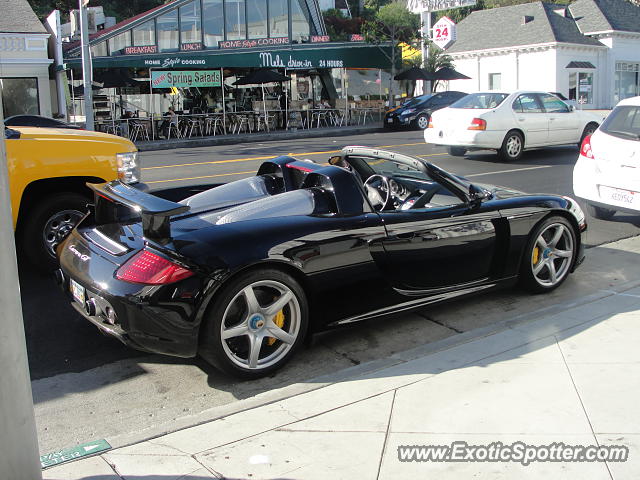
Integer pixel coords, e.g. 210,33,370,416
199,268,309,379
22,192,88,272
498,130,524,162
414,114,429,130
587,203,616,220
520,216,576,293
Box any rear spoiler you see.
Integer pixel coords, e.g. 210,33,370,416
88,181,190,244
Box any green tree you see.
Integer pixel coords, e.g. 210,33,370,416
363,1,421,105
424,44,454,92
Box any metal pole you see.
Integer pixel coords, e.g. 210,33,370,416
79,0,94,130
0,96,42,480
220,68,227,134
70,69,76,121
421,10,432,93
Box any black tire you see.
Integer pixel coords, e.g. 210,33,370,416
579,122,599,146
21,192,89,272
199,268,309,379
498,130,524,162
587,203,616,220
447,146,467,157
414,114,429,130
519,216,577,293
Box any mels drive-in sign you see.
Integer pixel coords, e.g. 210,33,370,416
151,70,221,88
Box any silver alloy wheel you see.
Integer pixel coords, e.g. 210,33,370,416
220,280,301,370
43,209,85,258
417,115,428,129
531,223,574,287
505,134,522,158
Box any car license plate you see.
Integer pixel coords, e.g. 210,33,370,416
600,186,638,205
70,279,85,305
387,118,393,123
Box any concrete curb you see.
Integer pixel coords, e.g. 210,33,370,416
136,125,386,152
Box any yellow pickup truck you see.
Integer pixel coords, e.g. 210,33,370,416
6,126,141,270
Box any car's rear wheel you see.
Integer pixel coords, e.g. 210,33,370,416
498,130,524,162
579,122,599,146
587,203,616,220
415,114,429,130
520,216,576,293
199,268,308,379
22,192,88,272
447,146,467,157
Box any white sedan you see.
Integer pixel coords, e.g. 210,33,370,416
573,96,640,219
424,91,602,161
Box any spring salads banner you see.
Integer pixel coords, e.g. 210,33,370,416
151,70,221,88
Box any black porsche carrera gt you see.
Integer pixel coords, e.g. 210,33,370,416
56,147,586,378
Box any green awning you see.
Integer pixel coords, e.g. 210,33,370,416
63,43,396,71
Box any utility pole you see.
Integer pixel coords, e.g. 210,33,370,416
79,0,94,130
0,102,42,478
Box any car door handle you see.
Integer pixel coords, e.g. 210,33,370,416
518,118,525,121
397,232,416,239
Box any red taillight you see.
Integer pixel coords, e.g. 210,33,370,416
468,118,487,131
427,120,434,128
580,134,594,159
116,250,194,285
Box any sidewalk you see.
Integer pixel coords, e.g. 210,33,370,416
44,239,640,480
135,125,384,152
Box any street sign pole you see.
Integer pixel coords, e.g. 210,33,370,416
79,0,94,130
0,102,42,478
421,10,431,94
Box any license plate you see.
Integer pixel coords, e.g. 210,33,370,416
600,186,638,205
387,118,393,123
70,279,85,305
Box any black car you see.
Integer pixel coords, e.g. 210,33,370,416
5,115,81,129
56,147,586,379
384,91,467,129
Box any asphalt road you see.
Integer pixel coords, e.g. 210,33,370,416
21,128,640,452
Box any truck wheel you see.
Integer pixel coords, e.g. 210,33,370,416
22,193,89,272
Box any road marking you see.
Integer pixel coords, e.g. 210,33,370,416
417,153,448,157
465,165,554,177
143,143,427,171
146,170,255,184
143,155,277,171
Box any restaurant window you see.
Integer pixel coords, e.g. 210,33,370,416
203,0,224,47
157,9,179,52
133,20,155,46
248,0,268,39
269,0,288,38
180,1,202,44
1,78,39,117
614,62,639,104
225,0,246,40
108,32,131,54
91,41,108,57
488,73,501,90
569,72,593,105
291,0,311,39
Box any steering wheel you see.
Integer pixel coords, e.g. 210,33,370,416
364,174,391,210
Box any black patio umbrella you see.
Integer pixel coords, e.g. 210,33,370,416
432,67,471,81
69,83,102,96
393,66,436,81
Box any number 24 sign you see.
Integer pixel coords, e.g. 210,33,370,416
432,16,457,49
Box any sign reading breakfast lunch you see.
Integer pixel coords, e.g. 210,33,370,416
151,70,221,88
407,0,475,13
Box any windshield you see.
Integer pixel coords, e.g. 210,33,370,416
600,105,640,141
401,95,433,108
450,93,508,109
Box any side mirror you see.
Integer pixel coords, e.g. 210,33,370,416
328,156,343,166
568,104,575,112
468,184,490,205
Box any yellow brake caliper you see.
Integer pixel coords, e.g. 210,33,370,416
532,246,540,265
268,310,285,346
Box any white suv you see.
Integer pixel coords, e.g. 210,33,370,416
573,96,640,219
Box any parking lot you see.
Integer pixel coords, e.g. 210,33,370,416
23,129,640,454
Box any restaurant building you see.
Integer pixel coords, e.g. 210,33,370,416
59,0,394,123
